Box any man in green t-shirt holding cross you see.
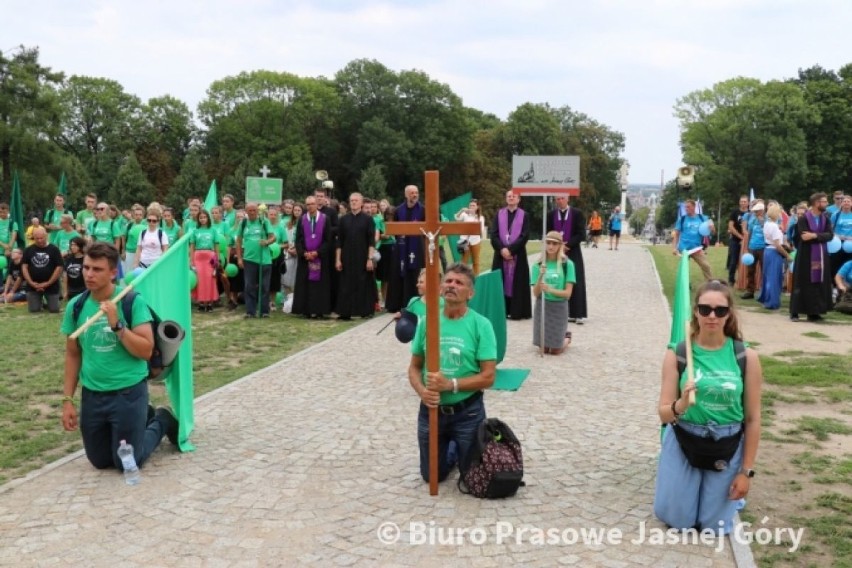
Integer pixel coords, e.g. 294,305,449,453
408,262,497,483
236,202,276,318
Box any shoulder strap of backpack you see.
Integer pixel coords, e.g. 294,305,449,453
117,290,137,328
239,218,247,239
675,340,686,378
72,289,91,325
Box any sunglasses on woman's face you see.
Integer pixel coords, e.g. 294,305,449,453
696,304,730,318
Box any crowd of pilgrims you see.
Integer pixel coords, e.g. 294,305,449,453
724,191,852,320
0,188,497,320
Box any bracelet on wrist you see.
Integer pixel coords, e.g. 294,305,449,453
671,400,683,419
62,395,75,403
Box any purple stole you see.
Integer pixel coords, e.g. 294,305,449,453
302,213,326,282
497,207,525,297
396,202,424,276
804,211,826,283
553,208,572,243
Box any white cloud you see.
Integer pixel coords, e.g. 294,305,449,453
3,0,850,183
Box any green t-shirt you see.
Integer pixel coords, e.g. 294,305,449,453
75,210,94,232
222,209,236,231
60,288,153,392
410,308,497,405
183,219,198,234
374,215,393,246
211,222,230,246
191,227,219,250
90,219,120,244
238,218,274,265
55,229,80,254
530,259,576,302
678,337,744,426
125,222,146,252
0,218,18,246
116,217,129,236
405,295,445,319
269,222,287,244
162,221,181,245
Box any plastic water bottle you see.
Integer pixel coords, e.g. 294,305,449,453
117,440,140,486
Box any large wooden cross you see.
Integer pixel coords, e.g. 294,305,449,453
385,170,482,496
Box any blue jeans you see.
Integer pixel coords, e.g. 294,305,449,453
243,261,271,316
654,422,744,534
80,379,166,470
417,394,485,482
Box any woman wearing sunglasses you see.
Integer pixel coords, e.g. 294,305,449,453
654,280,763,535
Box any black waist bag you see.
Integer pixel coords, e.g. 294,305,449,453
672,424,742,472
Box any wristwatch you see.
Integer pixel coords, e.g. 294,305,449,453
740,468,756,478
111,321,126,333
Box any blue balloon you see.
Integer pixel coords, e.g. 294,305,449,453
698,221,712,237
843,240,852,254
742,253,755,266
827,236,842,254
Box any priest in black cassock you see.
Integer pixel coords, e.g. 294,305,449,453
790,192,834,322
293,196,333,318
547,195,588,322
490,189,532,320
315,187,339,309
385,185,425,313
335,192,377,319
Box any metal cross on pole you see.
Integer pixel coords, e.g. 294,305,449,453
385,170,482,496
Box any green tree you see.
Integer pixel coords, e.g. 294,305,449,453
54,76,142,195
109,152,153,207
0,46,64,199
357,162,388,202
792,65,852,193
170,149,208,211
135,95,195,202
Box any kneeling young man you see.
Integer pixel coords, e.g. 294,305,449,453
408,262,496,482
61,242,178,471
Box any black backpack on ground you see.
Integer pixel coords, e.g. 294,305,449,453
458,417,525,499
71,289,167,379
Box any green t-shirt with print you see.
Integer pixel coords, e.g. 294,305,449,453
75,210,94,232
238,218,274,265
410,308,497,405
55,230,81,254
191,227,219,250
45,208,72,240
269,222,287,244
90,219,120,244
60,288,153,392
162,221,181,245
183,219,198,235
211,222,230,247
678,337,744,426
125,222,146,252
0,218,18,246
530,259,576,302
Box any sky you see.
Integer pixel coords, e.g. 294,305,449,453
4,0,850,184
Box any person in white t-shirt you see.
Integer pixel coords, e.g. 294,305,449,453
133,209,170,269
454,199,487,275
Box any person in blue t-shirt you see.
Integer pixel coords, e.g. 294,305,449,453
671,199,715,281
835,259,852,293
826,190,843,216
741,201,767,299
608,206,623,250
829,195,852,279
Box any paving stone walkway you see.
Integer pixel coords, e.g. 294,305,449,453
0,242,743,567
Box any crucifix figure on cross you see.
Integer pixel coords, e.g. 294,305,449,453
386,171,486,496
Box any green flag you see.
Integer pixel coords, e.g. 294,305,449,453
10,171,26,249
132,233,195,451
669,251,693,348
203,180,218,213
57,171,68,197
440,192,472,263
470,269,507,363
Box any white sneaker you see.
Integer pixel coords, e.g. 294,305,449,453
575,318,585,325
